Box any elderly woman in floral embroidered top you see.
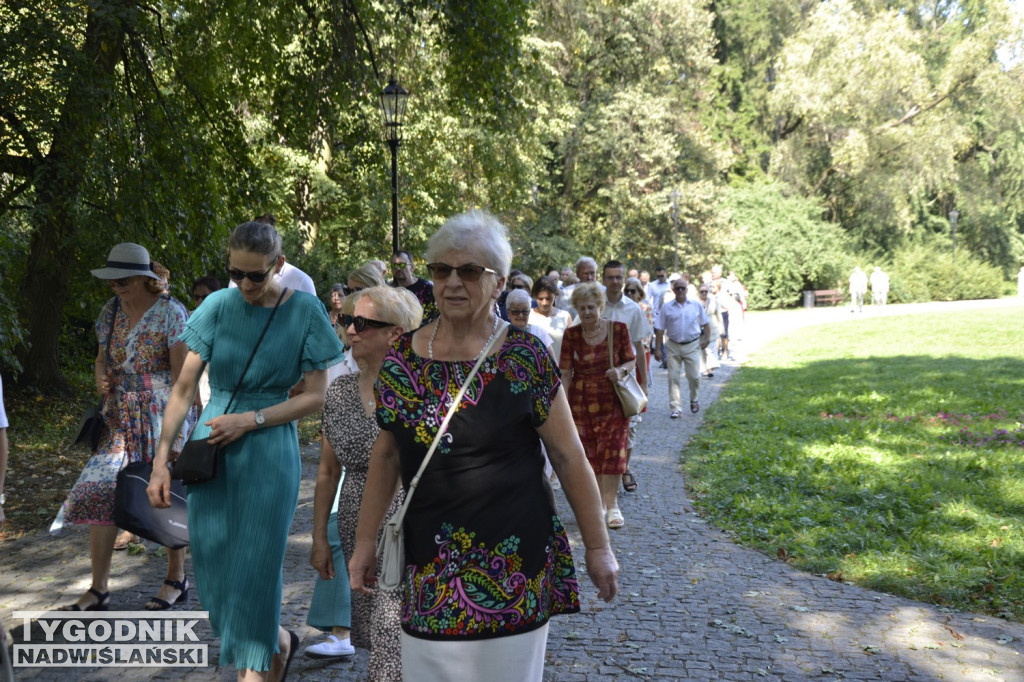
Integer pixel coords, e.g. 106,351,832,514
349,210,618,682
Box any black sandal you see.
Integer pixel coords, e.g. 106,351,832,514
280,629,299,681
58,587,110,611
145,578,189,610
622,470,638,493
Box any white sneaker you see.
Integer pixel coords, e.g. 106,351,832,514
303,634,355,659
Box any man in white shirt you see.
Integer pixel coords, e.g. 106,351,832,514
602,260,651,494
560,256,601,318
646,266,671,366
602,260,650,395
654,279,709,418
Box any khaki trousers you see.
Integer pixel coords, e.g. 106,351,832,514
665,338,701,411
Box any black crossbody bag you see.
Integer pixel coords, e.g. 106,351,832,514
171,288,286,485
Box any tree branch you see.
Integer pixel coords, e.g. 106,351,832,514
1,110,45,163
0,153,38,178
875,73,976,133
343,0,381,83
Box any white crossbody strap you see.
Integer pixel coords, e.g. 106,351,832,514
391,321,509,527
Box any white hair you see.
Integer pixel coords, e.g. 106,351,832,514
576,256,597,274
425,210,513,277
506,288,532,308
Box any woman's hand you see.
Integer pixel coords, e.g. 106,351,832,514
605,366,623,384
203,413,254,446
585,546,619,602
147,459,173,509
349,540,379,595
96,367,114,396
310,537,336,581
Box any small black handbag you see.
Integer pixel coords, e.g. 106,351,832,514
73,299,119,452
171,288,285,485
171,438,219,485
73,403,105,452
114,461,189,549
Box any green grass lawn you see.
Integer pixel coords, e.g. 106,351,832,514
686,310,1024,620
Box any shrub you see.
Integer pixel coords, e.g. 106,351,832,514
724,183,850,309
889,236,1005,302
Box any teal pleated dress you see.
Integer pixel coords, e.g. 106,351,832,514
180,288,344,671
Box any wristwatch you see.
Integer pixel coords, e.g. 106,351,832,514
254,410,266,428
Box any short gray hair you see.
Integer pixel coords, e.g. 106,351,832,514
351,285,423,333
425,210,512,277
506,288,532,309
571,282,605,311
575,256,597,274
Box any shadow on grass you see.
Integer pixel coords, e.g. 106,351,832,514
688,354,1024,620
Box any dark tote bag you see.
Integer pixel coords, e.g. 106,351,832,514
114,461,189,549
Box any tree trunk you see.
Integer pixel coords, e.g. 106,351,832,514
19,2,132,393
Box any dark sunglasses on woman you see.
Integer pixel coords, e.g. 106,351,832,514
426,263,498,282
227,263,276,283
342,314,394,333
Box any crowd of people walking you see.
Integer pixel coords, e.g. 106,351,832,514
22,210,755,681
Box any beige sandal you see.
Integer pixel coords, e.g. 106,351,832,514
606,508,625,529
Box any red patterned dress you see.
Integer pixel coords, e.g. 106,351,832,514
559,322,634,475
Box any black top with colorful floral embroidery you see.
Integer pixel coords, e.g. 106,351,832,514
376,327,580,641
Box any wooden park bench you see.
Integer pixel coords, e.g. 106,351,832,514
813,289,843,306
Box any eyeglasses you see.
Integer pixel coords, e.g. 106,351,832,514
673,286,688,292
341,315,394,333
228,263,276,283
507,308,530,317
426,263,498,282
391,261,408,270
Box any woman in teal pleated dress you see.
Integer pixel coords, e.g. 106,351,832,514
149,220,344,682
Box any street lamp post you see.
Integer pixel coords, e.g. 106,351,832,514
380,77,409,255
948,209,959,265
670,189,680,273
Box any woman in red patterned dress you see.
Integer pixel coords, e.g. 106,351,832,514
559,282,636,529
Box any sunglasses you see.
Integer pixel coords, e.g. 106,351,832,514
108,277,133,287
507,308,531,317
341,314,394,333
673,286,688,292
228,263,276,283
426,263,498,282
391,261,409,270
624,288,640,295
510,283,529,291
